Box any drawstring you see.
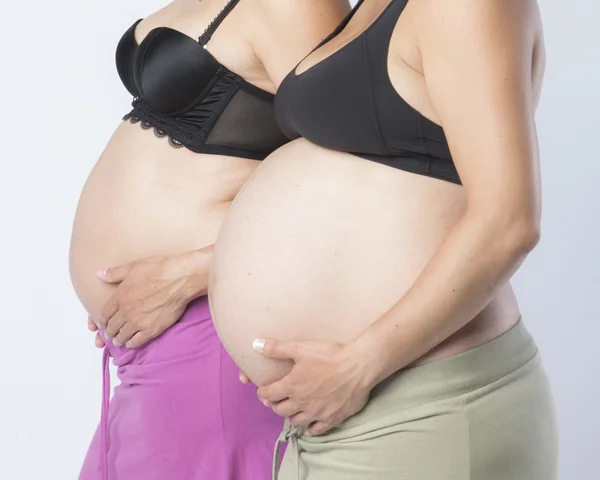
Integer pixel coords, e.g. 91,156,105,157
100,347,111,480
272,421,302,480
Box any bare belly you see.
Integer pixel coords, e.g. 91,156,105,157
210,139,520,386
70,122,258,317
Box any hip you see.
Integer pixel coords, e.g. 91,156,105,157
102,297,217,384
276,319,558,479
80,297,284,480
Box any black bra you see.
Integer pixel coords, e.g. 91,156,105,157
275,0,460,184
115,0,289,160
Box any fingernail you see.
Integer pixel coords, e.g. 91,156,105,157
96,269,107,278
253,339,266,352
263,400,270,407
112,339,121,347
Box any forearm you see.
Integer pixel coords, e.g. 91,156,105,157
173,244,214,302
351,209,539,388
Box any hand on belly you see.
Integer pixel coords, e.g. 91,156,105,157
93,251,210,348
251,337,372,436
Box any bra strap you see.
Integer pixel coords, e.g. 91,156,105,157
324,0,366,44
199,0,242,45
299,0,366,61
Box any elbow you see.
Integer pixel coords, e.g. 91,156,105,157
500,216,541,258
513,221,540,255
470,207,541,259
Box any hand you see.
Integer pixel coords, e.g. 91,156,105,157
254,339,373,436
95,251,210,349
87,316,105,349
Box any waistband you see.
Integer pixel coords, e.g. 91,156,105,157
272,318,538,479
353,317,537,416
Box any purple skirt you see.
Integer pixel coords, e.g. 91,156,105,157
79,296,284,480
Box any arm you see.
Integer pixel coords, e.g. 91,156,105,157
352,0,543,387
255,0,543,434
250,0,350,88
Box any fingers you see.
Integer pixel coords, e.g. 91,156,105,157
97,295,119,329
239,371,251,384
111,321,140,348
90,315,105,348
95,332,106,349
253,339,302,360
257,381,288,403
288,412,314,428
306,420,334,436
87,316,98,332
104,311,126,340
125,329,158,349
270,399,301,418
97,263,134,284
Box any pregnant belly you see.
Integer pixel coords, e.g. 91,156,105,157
210,139,512,386
70,122,257,317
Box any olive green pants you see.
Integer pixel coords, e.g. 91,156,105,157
273,320,558,479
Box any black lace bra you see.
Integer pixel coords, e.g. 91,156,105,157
115,0,289,160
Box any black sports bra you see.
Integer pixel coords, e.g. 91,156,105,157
275,0,460,184
116,0,289,160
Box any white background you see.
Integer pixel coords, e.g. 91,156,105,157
0,0,598,478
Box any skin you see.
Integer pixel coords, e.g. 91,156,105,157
95,250,211,347
212,0,545,435
75,0,351,348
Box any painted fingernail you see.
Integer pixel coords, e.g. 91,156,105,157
253,339,266,352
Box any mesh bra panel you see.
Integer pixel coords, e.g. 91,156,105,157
204,85,289,159
122,70,289,160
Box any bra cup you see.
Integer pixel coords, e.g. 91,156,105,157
134,29,222,115
116,19,142,97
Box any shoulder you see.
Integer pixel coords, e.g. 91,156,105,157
414,0,542,45
250,0,350,35
412,0,544,91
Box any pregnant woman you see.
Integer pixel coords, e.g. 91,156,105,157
70,0,349,479
210,0,558,478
